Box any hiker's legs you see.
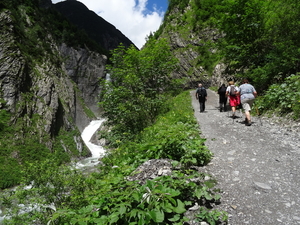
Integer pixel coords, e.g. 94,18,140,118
232,106,236,116
199,100,204,112
200,101,205,112
223,100,227,111
245,110,251,121
242,99,255,125
229,96,238,116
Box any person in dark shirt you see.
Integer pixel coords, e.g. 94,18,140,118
195,83,207,113
218,84,227,112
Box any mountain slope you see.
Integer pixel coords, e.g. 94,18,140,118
152,0,234,88
53,0,137,51
0,1,107,189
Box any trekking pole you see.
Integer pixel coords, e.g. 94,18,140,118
255,106,262,126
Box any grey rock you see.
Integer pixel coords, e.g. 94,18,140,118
126,159,173,184
253,181,272,190
58,43,107,131
188,203,200,211
0,8,106,157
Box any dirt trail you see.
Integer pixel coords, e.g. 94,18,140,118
191,89,300,225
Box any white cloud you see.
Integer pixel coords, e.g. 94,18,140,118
51,0,165,49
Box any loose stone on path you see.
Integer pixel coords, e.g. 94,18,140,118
191,89,300,225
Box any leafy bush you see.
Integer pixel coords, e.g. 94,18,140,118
102,91,213,169
1,91,225,225
255,73,300,119
49,171,226,225
100,38,181,142
218,0,300,91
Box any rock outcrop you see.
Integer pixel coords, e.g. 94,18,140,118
58,43,107,131
157,5,228,88
0,6,106,158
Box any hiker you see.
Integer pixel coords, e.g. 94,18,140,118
238,78,257,126
226,81,240,118
195,83,207,113
217,84,227,112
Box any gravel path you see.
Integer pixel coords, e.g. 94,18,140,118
191,89,300,225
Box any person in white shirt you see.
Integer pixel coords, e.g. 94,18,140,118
226,81,240,118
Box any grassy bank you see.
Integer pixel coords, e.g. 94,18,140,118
1,90,227,225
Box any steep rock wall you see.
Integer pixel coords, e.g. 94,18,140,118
0,9,106,157
158,5,229,88
58,43,107,131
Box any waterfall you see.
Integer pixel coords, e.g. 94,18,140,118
105,73,111,82
75,119,106,168
0,119,106,224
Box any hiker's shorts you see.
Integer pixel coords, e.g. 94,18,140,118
229,96,240,107
241,98,255,112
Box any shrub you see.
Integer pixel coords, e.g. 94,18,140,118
255,73,300,119
100,38,181,141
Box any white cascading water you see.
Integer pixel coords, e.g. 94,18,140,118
0,119,106,224
75,119,106,168
1,74,111,223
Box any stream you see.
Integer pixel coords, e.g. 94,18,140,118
75,119,106,168
0,119,106,223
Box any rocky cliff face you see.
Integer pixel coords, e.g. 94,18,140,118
0,7,106,159
58,43,107,131
157,5,228,88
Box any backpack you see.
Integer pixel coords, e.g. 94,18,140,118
230,86,236,96
218,86,226,94
197,87,206,97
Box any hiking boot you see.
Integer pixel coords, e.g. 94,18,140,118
246,120,252,126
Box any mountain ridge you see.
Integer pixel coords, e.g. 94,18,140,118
53,0,137,51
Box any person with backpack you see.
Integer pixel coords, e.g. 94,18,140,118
226,81,240,118
217,84,227,112
238,78,257,126
195,83,207,113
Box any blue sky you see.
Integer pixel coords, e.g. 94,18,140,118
51,0,169,49
144,0,168,14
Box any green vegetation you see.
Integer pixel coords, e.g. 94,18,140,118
1,4,227,220
216,0,300,119
0,106,88,189
1,91,227,225
0,0,95,189
254,73,300,119
99,38,183,142
217,0,300,92
102,91,213,168
158,0,300,120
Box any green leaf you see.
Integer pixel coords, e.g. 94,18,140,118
174,199,186,214
149,209,165,223
168,214,181,222
204,180,216,189
119,204,127,215
109,212,120,223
